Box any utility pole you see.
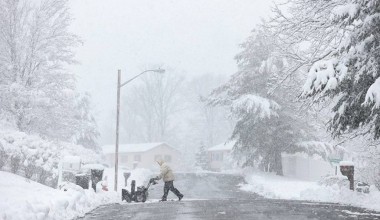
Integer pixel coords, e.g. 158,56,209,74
113,68,165,192
114,70,121,191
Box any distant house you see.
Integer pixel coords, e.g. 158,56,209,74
207,142,235,171
282,153,336,181
101,142,181,170
282,141,346,181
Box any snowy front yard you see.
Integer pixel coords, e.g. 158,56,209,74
0,171,118,220
240,170,380,212
0,168,157,220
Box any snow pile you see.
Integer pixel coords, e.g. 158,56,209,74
240,171,321,199
241,170,380,212
339,161,354,166
0,171,118,220
231,94,280,118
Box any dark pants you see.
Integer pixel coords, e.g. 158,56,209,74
162,181,182,200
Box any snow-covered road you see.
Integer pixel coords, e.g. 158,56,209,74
80,173,380,220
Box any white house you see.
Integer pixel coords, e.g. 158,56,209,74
101,142,182,170
207,142,235,171
282,153,335,181
282,141,346,181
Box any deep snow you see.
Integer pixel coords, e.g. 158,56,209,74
0,171,118,220
240,170,380,212
0,167,161,220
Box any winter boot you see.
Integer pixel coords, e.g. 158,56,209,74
178,194,184,201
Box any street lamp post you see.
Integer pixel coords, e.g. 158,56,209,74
114,68,165,192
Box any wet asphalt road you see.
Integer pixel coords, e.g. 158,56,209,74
80,173,380,220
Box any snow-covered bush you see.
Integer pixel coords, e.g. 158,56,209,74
23,159,37,179
10,154,22,174
0,129,102,187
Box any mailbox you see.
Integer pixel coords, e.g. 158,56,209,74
340,162,354,190
340,165,354,176
91,169,104,192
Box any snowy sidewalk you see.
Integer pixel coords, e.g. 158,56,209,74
240,171,380,212
0,171,118,220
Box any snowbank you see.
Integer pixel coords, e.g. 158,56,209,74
0,171,118,220
241,170,380,212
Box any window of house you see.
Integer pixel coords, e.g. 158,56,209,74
154,155,162,161
212,152,223,161
134,154,141,162
212,153,216,161
164,155,172,162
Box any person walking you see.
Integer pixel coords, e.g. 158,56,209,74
153,158,184,201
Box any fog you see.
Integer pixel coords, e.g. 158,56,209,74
68,0,272,145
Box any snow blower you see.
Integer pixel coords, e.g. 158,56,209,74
122,178,157,203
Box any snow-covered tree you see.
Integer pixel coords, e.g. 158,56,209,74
208,28,311,175
0,0,99,145
265,0,380,181
269,0,380,141
195,143,208,170
74,93,100,151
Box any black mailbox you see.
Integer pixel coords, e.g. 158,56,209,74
91,169,104,192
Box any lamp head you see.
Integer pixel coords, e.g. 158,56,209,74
155,68,165,74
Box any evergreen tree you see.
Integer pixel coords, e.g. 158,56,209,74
208,29,310,175
270,0,380,141
74,93,100,151
195,143,209,170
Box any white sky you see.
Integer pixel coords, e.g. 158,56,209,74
68,0,272,144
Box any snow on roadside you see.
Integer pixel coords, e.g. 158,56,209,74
240,171,321,200
0,171,118,220
240,170,380,212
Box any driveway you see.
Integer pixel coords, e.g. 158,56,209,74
80,173,380,220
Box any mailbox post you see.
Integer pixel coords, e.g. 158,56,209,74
123,172,131,187
339,161,354,190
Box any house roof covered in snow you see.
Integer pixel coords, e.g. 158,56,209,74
207,141,235,152
101,142,173,154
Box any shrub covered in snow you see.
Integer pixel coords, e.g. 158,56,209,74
0,129,102,187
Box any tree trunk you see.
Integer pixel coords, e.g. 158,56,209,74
273,151,283,176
